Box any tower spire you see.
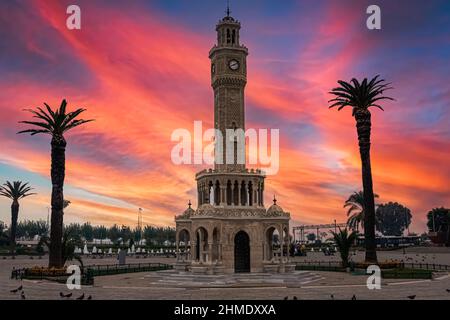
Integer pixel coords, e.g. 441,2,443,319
226,0,231,17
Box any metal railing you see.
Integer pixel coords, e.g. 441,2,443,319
11,262,173,285
293,260,450,272
84,262,173,277
401,262,450,271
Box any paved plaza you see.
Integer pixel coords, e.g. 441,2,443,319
1,247,450,300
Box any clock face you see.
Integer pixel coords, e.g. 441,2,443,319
229,59,239,71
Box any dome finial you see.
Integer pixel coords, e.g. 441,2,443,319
273,194,277,205
188,200,192,208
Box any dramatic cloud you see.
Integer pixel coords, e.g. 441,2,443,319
0,0,448,232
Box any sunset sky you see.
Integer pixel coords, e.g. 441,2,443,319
0,0,449,233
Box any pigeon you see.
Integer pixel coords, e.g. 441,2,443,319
283,296,288,300
10,285,22,293
446,289,450,293
21,291,26,300
293,296,298,300
76,293,85,300
407,295,416,300
330,294,334,300
87,295,92,300
351,294,356,300
60,292,73,298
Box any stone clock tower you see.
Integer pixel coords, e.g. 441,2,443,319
209,12,247,172
175,10,292,275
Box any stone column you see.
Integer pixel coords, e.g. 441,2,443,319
237,182,242,206
262,241,266,261
191,240,197,261
220,185,226,206
208,242,213,263
246,183,249,206
176,232,180,261
231,184,235,206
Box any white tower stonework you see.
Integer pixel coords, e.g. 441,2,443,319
175,11,292,274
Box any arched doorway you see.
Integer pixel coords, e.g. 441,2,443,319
234,231,250,273
195,227,208,262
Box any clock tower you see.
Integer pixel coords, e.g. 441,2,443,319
209,12,248,172
175,9,292,275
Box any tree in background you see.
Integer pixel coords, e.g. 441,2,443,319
81,223,94,241
332,228,357,268
0,221,8,246
16,220,49,239
107,224,121,244
427,207,450,245
344,191,379,232
93,225,108,242
306,233,316,242
0,181,36,253
376,202,412,236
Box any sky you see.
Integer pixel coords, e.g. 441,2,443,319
0,0,449,233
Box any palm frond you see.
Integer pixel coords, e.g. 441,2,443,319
328,76,394,113
18,99,93,137
0,181,35,200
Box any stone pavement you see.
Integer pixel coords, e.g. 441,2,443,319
1,250,450,300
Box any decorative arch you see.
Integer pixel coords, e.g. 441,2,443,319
194,227,208,262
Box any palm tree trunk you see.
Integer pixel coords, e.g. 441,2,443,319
48,136,66,268
10,200,19,255
354,109,378,263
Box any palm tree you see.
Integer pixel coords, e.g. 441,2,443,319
329,75,393,263
38,229,83,268
18,99,93,267
331,228,357,268
345,191,379,231
0,181,35,253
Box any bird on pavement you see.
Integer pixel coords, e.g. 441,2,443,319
20,291,26,300
87,295,92,300
407,295,416,300
60,292,73,298
351,294,356,300
283,296,288,300
446,289,450,293
293,296,298,300
10,285,22,293
76,293,85,300
330,294,334,300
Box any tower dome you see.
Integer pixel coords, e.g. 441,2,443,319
178,200,195,219
267,196,284,216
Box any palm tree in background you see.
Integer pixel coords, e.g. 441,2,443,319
331,228,357,268
345,191,379,232
0,181,35,253
329,75,393,263
18,99,93,267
